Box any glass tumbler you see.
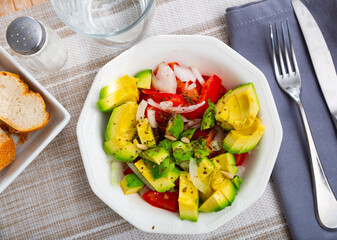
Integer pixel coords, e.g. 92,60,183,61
51,0,155,48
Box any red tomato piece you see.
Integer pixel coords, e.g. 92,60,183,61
234,153,248,166
183,75,225,119
143,190,179,212
123,168,134,176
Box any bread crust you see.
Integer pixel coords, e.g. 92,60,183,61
0,128,16,172
0,71,50,132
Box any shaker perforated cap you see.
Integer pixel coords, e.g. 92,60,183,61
6,16,46,55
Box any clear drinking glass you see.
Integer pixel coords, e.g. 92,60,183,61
51,0,155,48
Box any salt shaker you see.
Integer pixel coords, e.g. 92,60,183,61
6,16,68,73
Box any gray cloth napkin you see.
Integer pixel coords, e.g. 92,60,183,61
226,0,337,239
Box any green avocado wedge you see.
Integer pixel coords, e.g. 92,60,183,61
215,83,259,131
223,117,265,154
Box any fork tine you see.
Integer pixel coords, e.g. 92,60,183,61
286,19,300,74
281,21,292,74
270,24,280,77
275,22,286,77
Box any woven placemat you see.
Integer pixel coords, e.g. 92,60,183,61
0,0,291,239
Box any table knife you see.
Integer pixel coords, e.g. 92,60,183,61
292,0,337,130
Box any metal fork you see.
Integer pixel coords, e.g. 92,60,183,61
270,20,337,230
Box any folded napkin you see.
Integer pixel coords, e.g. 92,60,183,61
226,0,337,239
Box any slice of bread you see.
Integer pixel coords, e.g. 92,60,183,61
0,128,15,171
0,71,50,132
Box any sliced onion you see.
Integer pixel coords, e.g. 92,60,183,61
153,63,177,93
174,65,196,82
181,115,190,122
210,140,222,151
147,99,161,109
148,99,205,114
126,162,155,190
210,125,225,151
186,119,202,128
159,101,173,111
171,101,205,113
136,100,148,121
189,158,209,193
237,166,246,177
191,66,205,85
147,109,158,128
186,82,196,90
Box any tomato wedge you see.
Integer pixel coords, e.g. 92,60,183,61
143,190,179,212
183,75,225,119
234,153,248,166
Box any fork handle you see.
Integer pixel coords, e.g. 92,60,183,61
296,100,337,230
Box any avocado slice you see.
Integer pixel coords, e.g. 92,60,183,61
190,138,210,159
180,128,197,140
200,100,216,130
223,117,265,154
172,141,193,163
199,179,236,212
167,167,181,183
97,85,139,112
140,147,170,165
157,138,174,153
215,83,260,130
113,140,142,162
178,172,199,222
135,69,152,89
134,159,175,192
137,118,156,148
120,173,144,195
199,175,214,203
100,75,138,99
105,101,138,141
211,152,238,175
103,131,135,155
149,157,175,180
197,157,215,181
231,175,243,190
165,114,184,138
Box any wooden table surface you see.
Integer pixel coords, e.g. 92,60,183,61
0,0,47,16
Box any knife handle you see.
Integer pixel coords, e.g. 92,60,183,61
297,100,337,230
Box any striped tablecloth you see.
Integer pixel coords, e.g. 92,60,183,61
0,1,292,239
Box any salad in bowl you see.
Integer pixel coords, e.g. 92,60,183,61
96,61,265,222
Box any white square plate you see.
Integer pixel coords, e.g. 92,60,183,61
77,35,283,234
0,46,70,193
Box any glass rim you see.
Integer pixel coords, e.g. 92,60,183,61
51,0,155,39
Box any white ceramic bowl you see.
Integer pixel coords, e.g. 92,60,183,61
77,35,283,234
0,46,70,193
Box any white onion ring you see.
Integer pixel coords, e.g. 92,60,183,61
153,63,177,93
147,109,158,128
186,82,196,90
174,65,196,82
159,101,173,111
147,99,205,114
189,158,209,193
191,66,205,85
136,100,148,121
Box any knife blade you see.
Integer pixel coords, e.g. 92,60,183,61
292,0,337,129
